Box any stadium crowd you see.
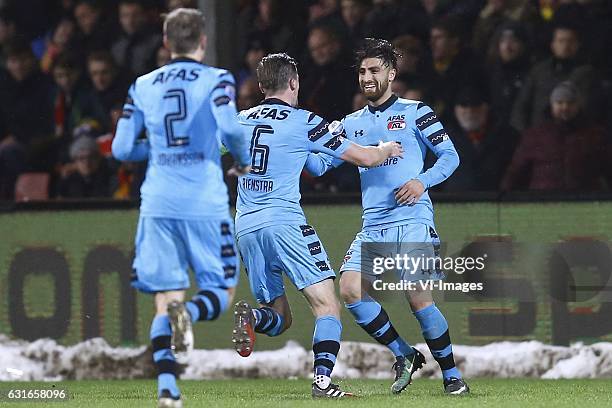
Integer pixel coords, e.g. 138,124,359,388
0,0,611,200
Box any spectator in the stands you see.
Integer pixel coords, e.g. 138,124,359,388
0,7,19,66
73,0,114,52
57,135,112,198
41,17,78,74
111,0,162,79
510,23,596,132
0,131,27,200
301,24,355,121
403,85,425,102
51,52,106,147
437,86,518,191
235,0,306,68
472,0,538,57
429,16,486,122
87,51,130,131
364,0,429,41
309,0,342,25
560,0,612,83
403,80,432,104
237,77,262,111
391,74,409,97
392,33,434,90
502,81,610,191
0,41,55,170
236,39,269,87
339,0,372,49
487,22,531,127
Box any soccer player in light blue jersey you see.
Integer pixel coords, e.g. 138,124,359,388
231,53,403,398
112,9,250,408
305,38,469,395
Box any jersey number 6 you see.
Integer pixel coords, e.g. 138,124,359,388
250,125,272,175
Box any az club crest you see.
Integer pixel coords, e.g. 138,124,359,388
387,114,406,131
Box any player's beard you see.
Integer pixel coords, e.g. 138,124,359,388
360,78,389,102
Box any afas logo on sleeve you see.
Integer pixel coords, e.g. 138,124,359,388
387,114,405,131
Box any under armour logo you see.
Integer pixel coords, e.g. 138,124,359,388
354,130,364,137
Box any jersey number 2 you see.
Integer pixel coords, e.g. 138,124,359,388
250,125,272,174
164,89,188,147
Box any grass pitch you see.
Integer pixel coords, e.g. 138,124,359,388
1,379,611,407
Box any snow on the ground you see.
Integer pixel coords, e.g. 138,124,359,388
1,335,612,381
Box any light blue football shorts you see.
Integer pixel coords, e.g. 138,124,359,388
237,224,335,304
131,216,239,293
340,222,445,282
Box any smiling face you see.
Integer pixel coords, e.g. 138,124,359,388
358,57,396,103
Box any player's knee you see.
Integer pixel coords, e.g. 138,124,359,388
339,276,362,304
154,291,184,315
409,298,434,313
313,302,341,319
406,288,434,312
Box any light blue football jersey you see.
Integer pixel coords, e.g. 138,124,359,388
112,57,249,219
306,95,459,229
235,98,352,237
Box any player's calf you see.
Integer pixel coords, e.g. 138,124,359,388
302,279,354,398
167,287,230,356
150,315,181,404
311,315,354,398
412,302,468,393
342,277,419,393
185,287,230,322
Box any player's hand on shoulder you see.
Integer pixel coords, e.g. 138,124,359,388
378,140,403,158
394,179,425,206
227,163,252,177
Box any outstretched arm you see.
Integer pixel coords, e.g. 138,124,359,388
308,119,403,169
305,151,346,176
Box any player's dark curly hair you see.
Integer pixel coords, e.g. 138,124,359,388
354,38,401,70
